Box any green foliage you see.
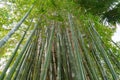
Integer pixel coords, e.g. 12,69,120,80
75,0,120,23
0,8,9,26
103,3,120,24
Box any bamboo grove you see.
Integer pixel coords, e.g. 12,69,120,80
0,0,120,80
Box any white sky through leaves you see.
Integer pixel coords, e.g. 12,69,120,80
112,24,120,42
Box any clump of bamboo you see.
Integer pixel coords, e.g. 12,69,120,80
0,1,120,80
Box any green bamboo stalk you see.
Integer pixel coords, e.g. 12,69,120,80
36,31,48,80
25,42,37,80
66,29,78,80
88,23,118,80
28,26,40,79
30,27,40,79
32,41,42,79
99,39,120,69
40,25,55,80
90,42,108,80
68,13,85,80
83,58,94,80
0,20,32,80
110,39,120,49
34,40,46,80
14,40,35,80
0,5,34,47
59,30,69,80
89,23,120,68
25,33,38,80
13,43,32,80
64,31,75,80
76,26,99,80
20,43,36,80
107,50,120,69
87,26,109,78
56,32,61,80
5,21,39,80
12,19,34,80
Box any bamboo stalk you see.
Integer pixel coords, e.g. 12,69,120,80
0,5,34,47
88,22,118,80
68,13,85,80
0,20,32,80
5,21,39,80
40,25,55,80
